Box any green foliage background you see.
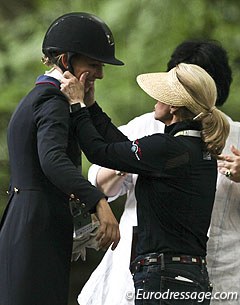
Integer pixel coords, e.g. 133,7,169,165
1,0,240,304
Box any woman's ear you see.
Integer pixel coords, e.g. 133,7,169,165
61,54,68,69
170,106,180,114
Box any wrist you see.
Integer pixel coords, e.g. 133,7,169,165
96,198,108,211
69,101,86,113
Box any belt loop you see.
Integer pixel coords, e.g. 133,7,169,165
131,260,140,275
159,253,165,270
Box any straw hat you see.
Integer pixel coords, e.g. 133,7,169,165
136,63,217,116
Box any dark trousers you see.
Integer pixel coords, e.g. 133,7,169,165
132,255,212,305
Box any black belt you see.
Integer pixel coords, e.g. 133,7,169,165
131,253,206,273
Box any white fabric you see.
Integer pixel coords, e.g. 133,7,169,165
44,67,64,81
78,112,164,305
207,116,240,304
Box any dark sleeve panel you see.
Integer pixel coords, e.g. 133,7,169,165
32,90,104,211
72,106,168,176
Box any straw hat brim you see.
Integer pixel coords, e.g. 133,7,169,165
136,70,201,114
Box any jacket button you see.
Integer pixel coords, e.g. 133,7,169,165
81,203,86,208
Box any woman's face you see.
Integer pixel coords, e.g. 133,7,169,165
72,54,104,91
154,101,173,125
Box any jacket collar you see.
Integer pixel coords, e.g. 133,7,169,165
35,68,63,88
35,75,61,88
164,120,202,136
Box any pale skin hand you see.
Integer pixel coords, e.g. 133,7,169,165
60,71,95,107
218,145,240,183
96,168,127,197
95,198,120,250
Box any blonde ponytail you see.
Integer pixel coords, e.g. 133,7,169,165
175,63,229,156
200,108,229,156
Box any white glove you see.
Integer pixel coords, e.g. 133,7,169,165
72,227,99,261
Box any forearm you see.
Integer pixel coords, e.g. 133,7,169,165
71,107,156,175
96,168,127,197
60,72,126,142
71,107,132,171
41,153,105,210
87,102,127,142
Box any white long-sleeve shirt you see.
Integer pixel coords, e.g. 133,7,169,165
207,116,240,304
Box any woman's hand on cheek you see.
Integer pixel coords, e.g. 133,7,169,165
60,71,88,105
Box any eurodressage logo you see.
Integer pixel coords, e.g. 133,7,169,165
127,288,239,303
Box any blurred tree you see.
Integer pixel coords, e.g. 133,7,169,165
0,0,37,19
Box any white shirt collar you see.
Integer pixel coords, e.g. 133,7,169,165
44,68,63,82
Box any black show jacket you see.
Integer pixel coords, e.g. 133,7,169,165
0,78,104,305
